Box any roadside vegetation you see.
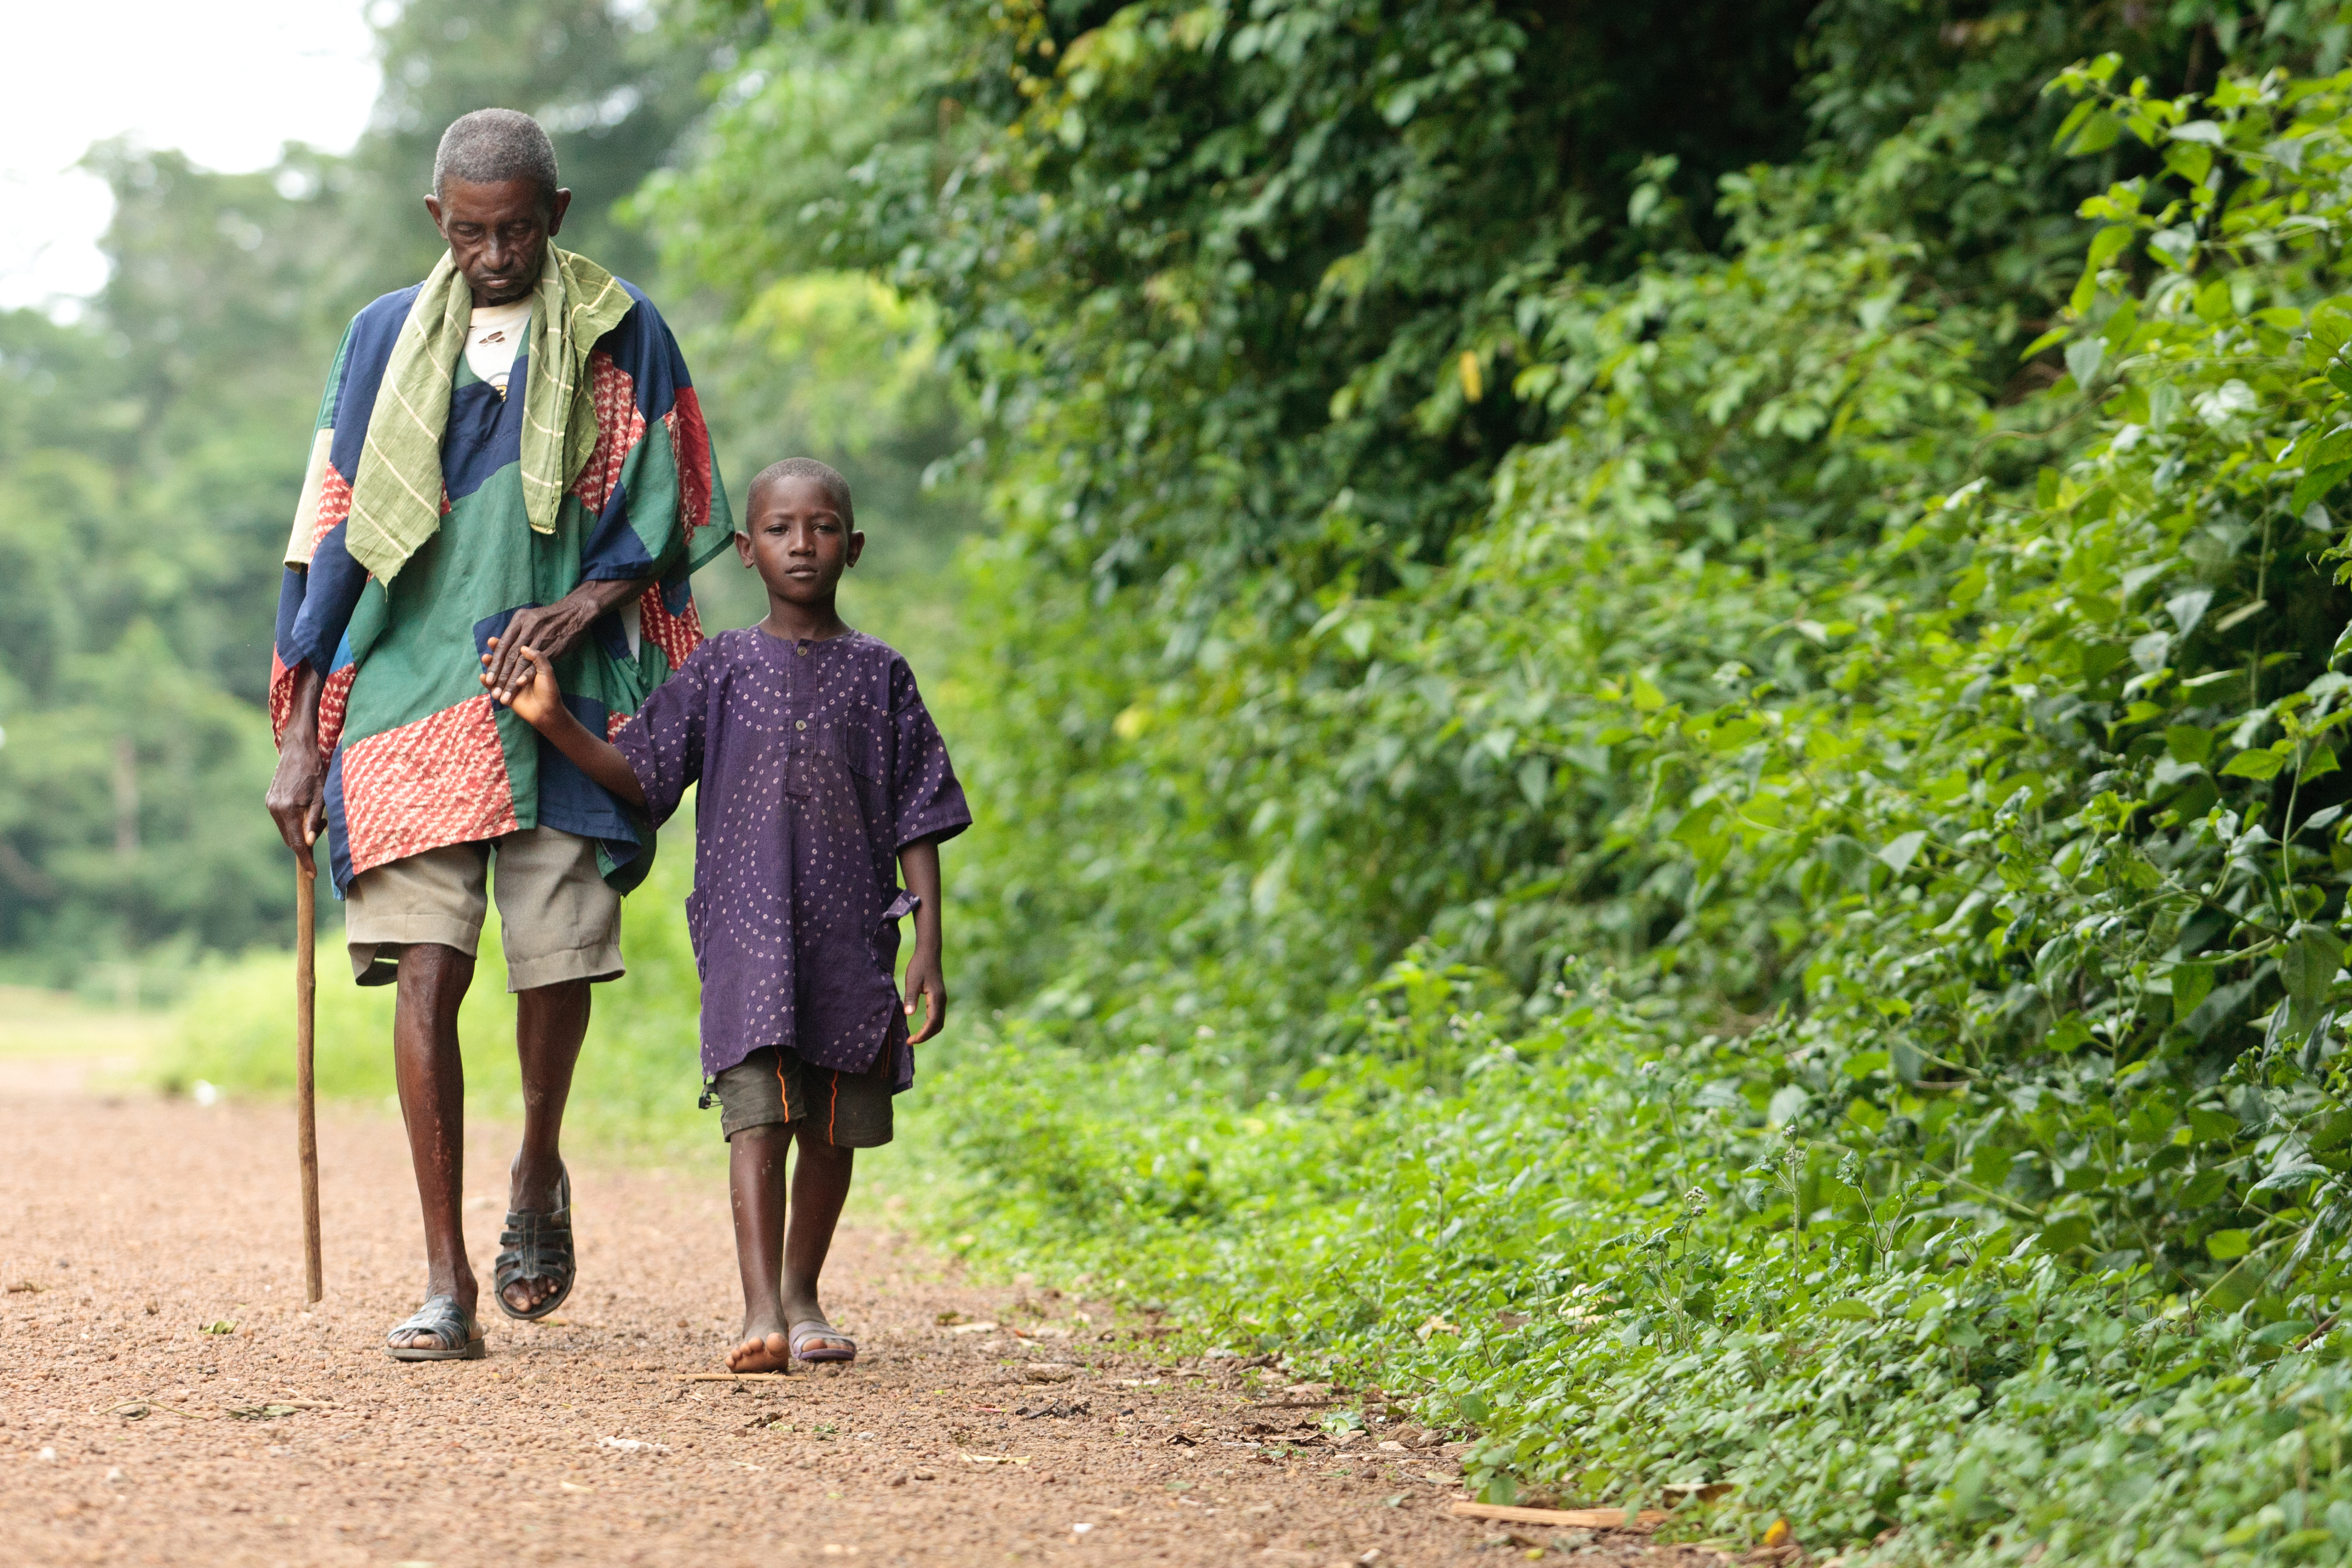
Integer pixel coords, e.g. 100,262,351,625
75,1,2352,1560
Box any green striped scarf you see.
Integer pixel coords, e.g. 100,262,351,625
343,247,633,583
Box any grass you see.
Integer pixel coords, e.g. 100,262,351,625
0,985,173,1085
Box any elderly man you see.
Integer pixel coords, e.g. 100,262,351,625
264,109,729,1359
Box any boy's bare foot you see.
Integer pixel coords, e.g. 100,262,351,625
728,1329,792,1373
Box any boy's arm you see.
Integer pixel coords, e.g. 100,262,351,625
898,836,947,1044
482,636,648,809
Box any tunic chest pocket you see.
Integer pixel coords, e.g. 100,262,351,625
841,711,886,783
782,715,886,801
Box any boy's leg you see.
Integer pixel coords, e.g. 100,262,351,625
390,943,479,1344
727,1124,794,1372
781,1127,855,1351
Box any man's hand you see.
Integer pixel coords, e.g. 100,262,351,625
266,662,328,855
479,577,648,702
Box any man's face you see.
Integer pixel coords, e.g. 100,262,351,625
423,177,573,306
735,476,862,607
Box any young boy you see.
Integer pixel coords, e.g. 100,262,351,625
484,457,969,1372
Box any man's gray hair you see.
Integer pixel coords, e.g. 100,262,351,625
432,109,560,206
747,458,857,530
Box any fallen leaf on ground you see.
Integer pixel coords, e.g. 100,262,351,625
598,1437,668,1454
948,1321,999,1335
959,1452,1031,1466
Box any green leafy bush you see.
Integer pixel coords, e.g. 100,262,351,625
831,41,2352,1565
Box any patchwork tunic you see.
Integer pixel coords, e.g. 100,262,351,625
612,629,970,1089
270,278,731,894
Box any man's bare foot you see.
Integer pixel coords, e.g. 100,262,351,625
501,1274,561,1314
728,1330,792,1373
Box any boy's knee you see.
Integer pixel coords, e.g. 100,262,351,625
793,1126,856,1161
728,1120,792,1145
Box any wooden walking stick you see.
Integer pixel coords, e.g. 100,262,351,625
295,850,323,1303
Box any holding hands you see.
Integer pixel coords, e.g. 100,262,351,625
481,635,648,809
481,634,563,730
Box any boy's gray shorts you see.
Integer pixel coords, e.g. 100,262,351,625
342,826,623,992
714,1047,895,1148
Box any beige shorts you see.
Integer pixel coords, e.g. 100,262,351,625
344,826,624,992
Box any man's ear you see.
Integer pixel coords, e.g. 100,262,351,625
547,188,573,236
424,194,445,233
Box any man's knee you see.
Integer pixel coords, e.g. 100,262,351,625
517,975,591,1008
394,942,477,1001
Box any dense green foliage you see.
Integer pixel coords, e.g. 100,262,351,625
641,1,2352,1560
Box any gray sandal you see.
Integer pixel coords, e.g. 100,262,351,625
789,1319,857,1364
384,1295,485,1362
494,1164,575,1322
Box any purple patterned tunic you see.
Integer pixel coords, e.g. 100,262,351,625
613,627,969,1088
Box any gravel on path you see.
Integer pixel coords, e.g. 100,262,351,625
0,1061,1697,1567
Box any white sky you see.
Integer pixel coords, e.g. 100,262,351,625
0,0,380,312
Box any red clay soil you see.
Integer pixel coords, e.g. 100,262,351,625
0,1059,1715,1567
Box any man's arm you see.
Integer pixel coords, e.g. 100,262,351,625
265,661,328,854
898,837,946,1044
480,575,649,703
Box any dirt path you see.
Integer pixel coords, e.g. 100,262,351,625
0,1062,1686,1567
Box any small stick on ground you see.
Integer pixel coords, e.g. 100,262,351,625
1451,1501,1670,1530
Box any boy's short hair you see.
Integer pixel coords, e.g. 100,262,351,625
745,458,855,531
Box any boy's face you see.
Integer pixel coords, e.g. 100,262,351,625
736,475,862,606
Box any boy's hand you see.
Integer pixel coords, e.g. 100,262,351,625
903,947,948,1044
482,636,563,731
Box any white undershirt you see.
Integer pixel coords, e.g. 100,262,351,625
465,299,531,395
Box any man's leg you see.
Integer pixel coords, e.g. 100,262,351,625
501,977,589,1313
391,944,478,1344
488,826,624,1315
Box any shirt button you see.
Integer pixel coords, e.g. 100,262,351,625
797,644,809,656
795,720,807,730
